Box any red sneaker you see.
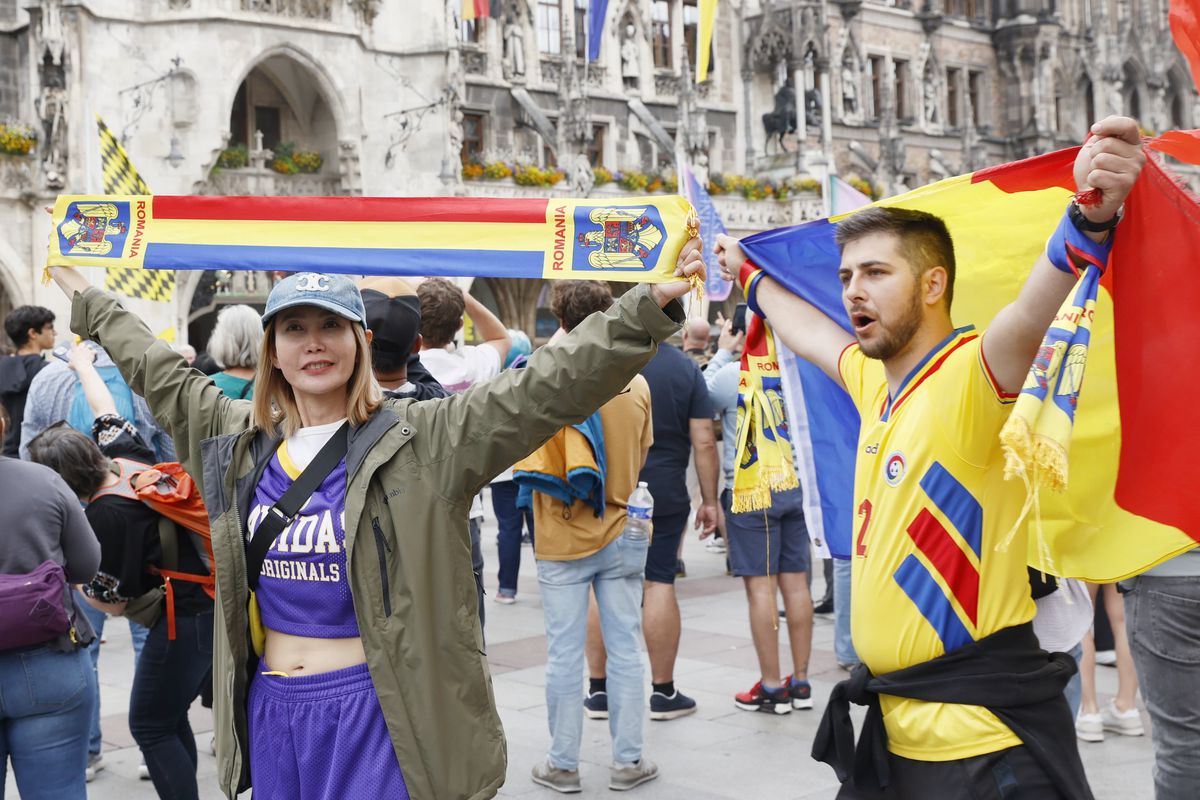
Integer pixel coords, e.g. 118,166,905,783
734,680,792,715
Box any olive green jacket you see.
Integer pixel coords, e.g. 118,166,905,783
71,284,683,799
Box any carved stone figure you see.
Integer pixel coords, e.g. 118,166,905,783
503,14,526,79
923,75,938,126
805,87,822,129
571,153,595,197
448,107,464,162
621,24,639,88
842,61,859,115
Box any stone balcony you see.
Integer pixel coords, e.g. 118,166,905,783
198,167,345,196
461,179,825,235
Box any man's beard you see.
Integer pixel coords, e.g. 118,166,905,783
858,291,923,361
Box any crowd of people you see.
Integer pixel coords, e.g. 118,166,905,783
0,115,1196,800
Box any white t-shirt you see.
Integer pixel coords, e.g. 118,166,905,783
1032,578,1094,653
420,344,502,394
284,418,347,471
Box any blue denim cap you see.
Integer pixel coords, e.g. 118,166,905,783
261,272,367,329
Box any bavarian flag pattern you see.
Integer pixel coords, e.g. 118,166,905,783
97,116,173,302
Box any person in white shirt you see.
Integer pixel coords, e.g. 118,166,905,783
416,277,511,629
417,278,511,392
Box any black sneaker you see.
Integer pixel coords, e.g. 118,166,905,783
785,676,814,710
649,689,697,720
734,680,792,715
813,598,835,615
584,690,609,719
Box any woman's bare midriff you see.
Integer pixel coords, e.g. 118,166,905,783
263,628,367,676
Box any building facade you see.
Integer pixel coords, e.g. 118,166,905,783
0,0,1193,344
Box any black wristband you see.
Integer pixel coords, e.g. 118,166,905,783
1068,202,1120,233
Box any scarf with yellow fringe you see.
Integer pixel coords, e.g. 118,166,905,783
731,314,799,512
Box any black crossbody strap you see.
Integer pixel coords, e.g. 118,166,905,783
246,422,349,591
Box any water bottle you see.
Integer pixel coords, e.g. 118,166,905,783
624,481,654,542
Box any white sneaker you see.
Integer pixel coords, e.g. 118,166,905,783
86,752,104,782
138,758,151,780
1095,649,1118,666
1075,711,1104,743
1101,702,1145,736
704,537,727,553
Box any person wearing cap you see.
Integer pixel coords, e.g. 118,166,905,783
47,247,704,800
358,276,449,402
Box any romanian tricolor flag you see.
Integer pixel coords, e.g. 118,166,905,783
739,136,1200,581
46,196,698,284
461,0,494,21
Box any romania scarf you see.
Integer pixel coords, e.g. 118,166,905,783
731,310,799,512
46,195,699,284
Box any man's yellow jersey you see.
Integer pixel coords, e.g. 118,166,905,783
838,326,1036,761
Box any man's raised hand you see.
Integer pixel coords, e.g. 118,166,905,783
1073,116,1146,226
714,233,748,284
651,235,705,307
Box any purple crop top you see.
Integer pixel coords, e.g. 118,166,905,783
247,439,359,639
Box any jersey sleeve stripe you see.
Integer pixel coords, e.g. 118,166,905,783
919,462,984,558
837,341,858,384
893,554,974,654
906,508,981,627
978,344,1020,402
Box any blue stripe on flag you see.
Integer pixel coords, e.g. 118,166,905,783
681,165,731,301
143,243,546,277
918,462,983,558
587,0,609,61
741,219,850,329
893,554,973,653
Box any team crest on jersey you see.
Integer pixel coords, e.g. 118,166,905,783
573,205,666,271
884,451,907,486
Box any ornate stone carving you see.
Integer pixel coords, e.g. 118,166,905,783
570,153,594,197
654,71,678,96
34,0,68,189
241,0,333,20
540,57,563,86
620,23,640,88
463,47,487,75
503,14,527,80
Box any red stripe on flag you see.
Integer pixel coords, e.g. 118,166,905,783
907,508,980,626
1110,158,1200,542
151,196,550,224
1170,0,1200,92
972,147,1077,195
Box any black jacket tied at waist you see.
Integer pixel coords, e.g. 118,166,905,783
812,622,1093,800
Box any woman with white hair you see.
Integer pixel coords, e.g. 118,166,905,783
206,305,263,400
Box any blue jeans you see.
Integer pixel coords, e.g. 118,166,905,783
0,645,93,800
537,533,649,770
834,558,859,666
129,612,214,800
492,480,534,594
1064,643,1083,719
78,593,149,755
1124,575,1200,800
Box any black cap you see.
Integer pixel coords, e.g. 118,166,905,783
362,289,422,357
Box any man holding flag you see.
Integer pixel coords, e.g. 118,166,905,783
715,116,1145,799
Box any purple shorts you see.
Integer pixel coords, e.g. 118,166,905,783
248,660,409,800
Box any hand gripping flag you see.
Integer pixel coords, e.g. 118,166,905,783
46,195,700,285
736,135,1200,580
96,117,173,302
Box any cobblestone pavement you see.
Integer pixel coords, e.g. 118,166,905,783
13,500,1154,799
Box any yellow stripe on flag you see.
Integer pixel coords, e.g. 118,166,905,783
695,0,717,83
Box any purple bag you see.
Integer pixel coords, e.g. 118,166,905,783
0,560,72,650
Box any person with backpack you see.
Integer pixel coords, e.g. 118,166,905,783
0,403,100,800
27,344,214,800
46,248,703,800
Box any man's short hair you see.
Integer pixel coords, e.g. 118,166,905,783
551,281,613,333
417,278,466,348
834,207,957,307
26,423,111,498
360,276,422,375
5,306,55,348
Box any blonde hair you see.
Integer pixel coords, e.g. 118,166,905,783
209,305,263,370
250,319,383,437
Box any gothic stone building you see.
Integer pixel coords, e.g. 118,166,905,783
0,0,1193,343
